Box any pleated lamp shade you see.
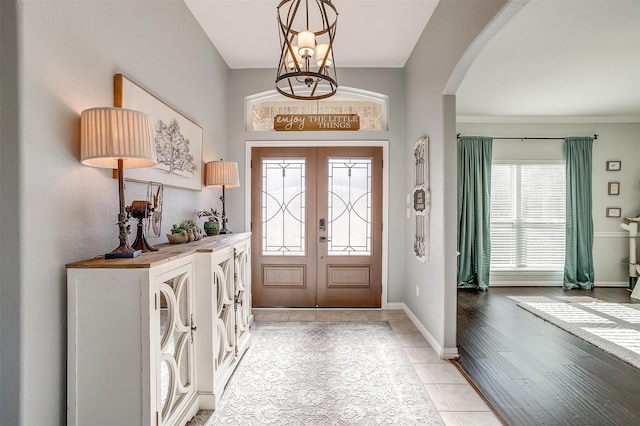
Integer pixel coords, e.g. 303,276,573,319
80,107,156,169
205,161,239,188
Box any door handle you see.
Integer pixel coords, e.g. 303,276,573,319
319,236,331,243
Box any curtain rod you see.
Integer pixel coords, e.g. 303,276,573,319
456,134,598,141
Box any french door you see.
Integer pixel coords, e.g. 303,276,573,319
251,146,382,307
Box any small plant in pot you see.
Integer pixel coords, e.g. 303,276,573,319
167,220,203,244
197,208,221,236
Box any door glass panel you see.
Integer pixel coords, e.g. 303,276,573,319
327,158,372,256
261,159,306,256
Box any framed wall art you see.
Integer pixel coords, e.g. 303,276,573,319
606,160,621,171
412,136,430,262
114,74,203,191
606,207,621,218
608,182,620,195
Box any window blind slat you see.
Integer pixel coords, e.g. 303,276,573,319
490,163,565,270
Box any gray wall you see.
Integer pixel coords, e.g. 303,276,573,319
227,68,407,303
458,121,640,286
5,1,229,423
403,0,510,354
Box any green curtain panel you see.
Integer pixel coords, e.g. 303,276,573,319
457,136,493,290
564,137,595,289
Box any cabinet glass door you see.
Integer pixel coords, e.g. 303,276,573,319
158,267,195,424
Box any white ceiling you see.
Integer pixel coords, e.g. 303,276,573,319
456,0,640,120
184,0,439,68
185,0,640,119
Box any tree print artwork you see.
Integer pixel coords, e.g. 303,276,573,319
116,74,203,190
154,119,197,177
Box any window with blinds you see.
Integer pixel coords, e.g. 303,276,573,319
490,163,566,270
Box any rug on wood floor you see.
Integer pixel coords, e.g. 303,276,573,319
516,297,640,369
189,321,444,425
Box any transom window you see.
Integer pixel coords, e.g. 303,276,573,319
490,162,566,270
245,87,388,131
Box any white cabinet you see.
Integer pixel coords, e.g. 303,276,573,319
67,233,251,426
195,236,252,409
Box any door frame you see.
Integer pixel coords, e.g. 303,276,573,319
245,140,389,309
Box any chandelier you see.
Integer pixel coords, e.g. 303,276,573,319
276,0,338,100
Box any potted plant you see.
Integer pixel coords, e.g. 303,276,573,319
167,220,203,243
167,223,188,244
197,208,221,236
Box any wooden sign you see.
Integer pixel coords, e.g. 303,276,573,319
274,114,360,131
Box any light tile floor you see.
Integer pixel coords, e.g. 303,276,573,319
252,308,504,426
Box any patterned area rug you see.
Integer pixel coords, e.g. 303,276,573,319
516,297,640,369
189,321,444,425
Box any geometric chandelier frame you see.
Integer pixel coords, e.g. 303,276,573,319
275,0,338,100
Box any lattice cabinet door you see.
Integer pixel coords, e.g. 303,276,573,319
155,262,197,426
193,235,253,410
216,250,237,382
234,240,252,351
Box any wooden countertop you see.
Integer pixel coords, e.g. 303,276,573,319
66,232,251,269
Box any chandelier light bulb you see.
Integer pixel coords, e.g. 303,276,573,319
316,43,332,67
286,47,303,69
297,30,316,58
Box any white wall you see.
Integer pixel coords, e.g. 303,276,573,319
4,1,229,424
227,68,407,303
403,0,511,356
457,121,640,287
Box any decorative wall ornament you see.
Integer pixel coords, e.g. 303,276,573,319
413,137,430,262
114,74,203,191
145,182,164,237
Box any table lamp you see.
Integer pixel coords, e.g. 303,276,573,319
80,107,156,258
205,160,239,234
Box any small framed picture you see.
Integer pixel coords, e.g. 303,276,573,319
608,182,620,195
606,160,621,171
606,207,621,218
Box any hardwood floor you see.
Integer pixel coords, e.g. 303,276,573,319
456,287,640,425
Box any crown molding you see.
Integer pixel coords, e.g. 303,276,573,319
456,115,640,124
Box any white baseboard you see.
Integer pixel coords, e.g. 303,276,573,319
490,281,628,288
440,347,461,360
386,302,405,310
489,281,560,287
595,281,629,287
399,303,459,360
